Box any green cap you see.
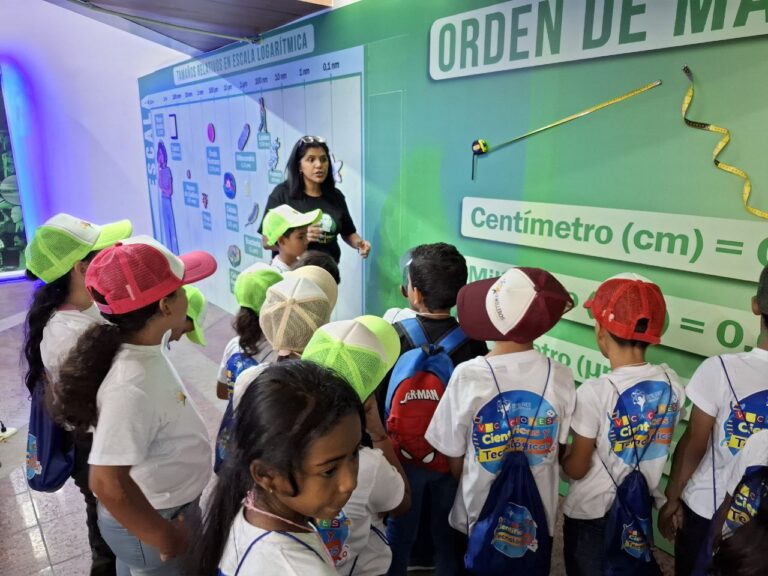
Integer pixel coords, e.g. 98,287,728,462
183,285,207,346
302,318,397,402
356,315,401,367
262,204,321,246
234,262,283,312
26,213,133,283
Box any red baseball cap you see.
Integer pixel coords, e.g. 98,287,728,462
457,267,573,343
584,273,666,344
85,235,217,315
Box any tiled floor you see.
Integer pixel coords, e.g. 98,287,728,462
0,278,674,575
0,278,233,576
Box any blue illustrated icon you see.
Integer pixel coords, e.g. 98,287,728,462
223,172,236,199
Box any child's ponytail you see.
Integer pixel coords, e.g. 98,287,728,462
233,307,263,356
23,273,71,394
49,294,161,432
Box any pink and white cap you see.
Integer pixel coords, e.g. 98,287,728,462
85,235,217,315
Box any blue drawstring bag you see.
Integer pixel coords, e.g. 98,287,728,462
214,351,260,473
602,377,671,576
26,380,74,492
464,358,552,576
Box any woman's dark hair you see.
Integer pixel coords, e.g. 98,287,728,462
157,140,168,167
191,360,364,576
47,288,174,431
284,138,337,200
233,307,263,356
291,250,341,285
22,253,97,394
409,242,468,311
709,491,768,576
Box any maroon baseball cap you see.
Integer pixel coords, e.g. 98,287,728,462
86,235,217,315
457,267,573,342
584,273,666,344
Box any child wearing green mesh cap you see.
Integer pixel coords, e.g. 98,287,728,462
303,316,411,576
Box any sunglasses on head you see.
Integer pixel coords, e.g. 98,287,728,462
300,135,326,145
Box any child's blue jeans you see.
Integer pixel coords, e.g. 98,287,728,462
563,514,608,576
386,463,462,576
97,498,200,576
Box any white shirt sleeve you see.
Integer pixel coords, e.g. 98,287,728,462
89,383,159,466
570,380,602,439
558,367,577,444
425,365,471,458
366,450,406,515
684,357,721,418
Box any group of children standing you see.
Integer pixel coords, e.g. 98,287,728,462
21,207,768,576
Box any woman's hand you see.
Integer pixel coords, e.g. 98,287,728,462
357,240,371,258
307,224,323,243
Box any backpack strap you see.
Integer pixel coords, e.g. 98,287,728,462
398,317,429,349
483,356,552,455
436,325,468,356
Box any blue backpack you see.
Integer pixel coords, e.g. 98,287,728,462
214,350,260,473
385,318,467,472
601,376,672,576
26,379,74,492
464,358,552,576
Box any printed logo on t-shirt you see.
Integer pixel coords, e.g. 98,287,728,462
472,391,559,474
723,391,768,454
317,212,337,244
492,503,538,558
725,465,767,535
317,510,351,566
607,380,679,465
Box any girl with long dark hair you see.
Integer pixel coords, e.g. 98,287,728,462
191,361,364,576
49,235,216,575
23,213,132,576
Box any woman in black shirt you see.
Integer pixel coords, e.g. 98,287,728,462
260,136,370,263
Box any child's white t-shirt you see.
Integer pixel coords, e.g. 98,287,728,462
425,350,575,535
88,335,211,510
563,363,685,520
726,429,768,496
270,255,292,274
682,349,768,518
217,335,275,394
320,446,404,576
40,304,105,382
219,507,337,576
382,307,417,324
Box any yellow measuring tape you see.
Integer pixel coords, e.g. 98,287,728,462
471,80,662,179
682,65,767,220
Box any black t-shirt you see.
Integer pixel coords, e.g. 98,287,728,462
375,315,489,415
259,182,356,263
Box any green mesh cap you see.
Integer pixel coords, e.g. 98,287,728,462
355,315,400,367
26,214,132,283
183,285,207,346
234,262,283,312
262,204,322,246
302,319,394,402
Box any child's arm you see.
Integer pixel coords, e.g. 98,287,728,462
90,465,188,559
561,432,596,480
659,406,716,539
447,456,464,480
364,396,411,516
